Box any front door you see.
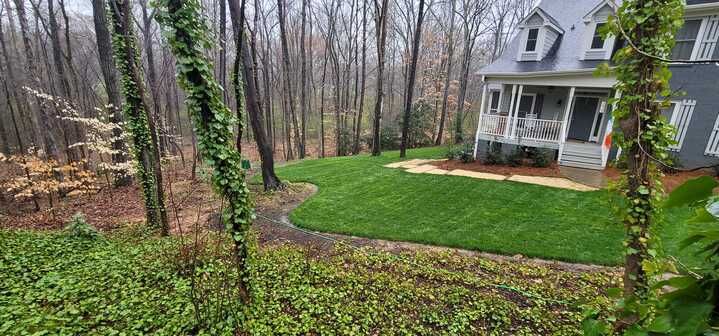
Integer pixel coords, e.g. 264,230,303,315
568,97,601,142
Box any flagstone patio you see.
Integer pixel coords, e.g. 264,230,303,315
384,160,599,192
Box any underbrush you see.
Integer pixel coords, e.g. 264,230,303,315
0,228,614,335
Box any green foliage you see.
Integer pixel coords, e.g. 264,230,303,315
64,213,100,240
154,0,255,299
506,147,525,167
264,146,696,266
107,2,167,232
585,0,686,332
446,143,475,163
484,142,505,165
0,229,615,335
400,100,435,149
527,148,553,168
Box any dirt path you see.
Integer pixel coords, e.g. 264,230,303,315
253,183,618,273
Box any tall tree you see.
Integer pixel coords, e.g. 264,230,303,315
399,0,427,158
276,0,302,158
299,0,308,159
352,0,367,154
12,0,58,159
108,0,169,235
228,0,283,191
156,0,255,301
91,0,131,187
435,0,456,145
370,0,390,156
454,0,489,143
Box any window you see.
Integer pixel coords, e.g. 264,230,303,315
525,28,539,52
672,19,702,60
590,22,606,49
489,91,502,114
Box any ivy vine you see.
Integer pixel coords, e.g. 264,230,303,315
107,0,169,235
153,0,255,301
584,0,687,334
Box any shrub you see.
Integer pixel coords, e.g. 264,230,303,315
506,147,526,167
528,148,553,168
65,213,100,240
484,142,504,165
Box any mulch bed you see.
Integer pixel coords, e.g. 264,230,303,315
430,159,564,177
603,167,717,193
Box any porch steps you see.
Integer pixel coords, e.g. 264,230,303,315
560,142,604,170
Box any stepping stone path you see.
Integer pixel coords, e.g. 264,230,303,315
384,159,599,192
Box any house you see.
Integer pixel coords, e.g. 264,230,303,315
472,0,719,170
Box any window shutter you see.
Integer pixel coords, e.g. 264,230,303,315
705,111,719,157
669,100,695,151
698,16,719,60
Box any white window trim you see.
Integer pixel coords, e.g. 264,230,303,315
581,20,616,60
517,26,545,61
670,15,719,63
518,93,537,117
488,89,504,115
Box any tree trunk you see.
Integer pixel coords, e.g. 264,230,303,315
399,0,427,158
91,0,132,187
353,1,367,154
139,0,168,156
299,0,308,159
371,0,390,156
108,0,169,235
435,0,456,145
228,0,283,191
276,0,303,159
12,0,57,158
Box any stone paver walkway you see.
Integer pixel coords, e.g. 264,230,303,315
385,160,599,192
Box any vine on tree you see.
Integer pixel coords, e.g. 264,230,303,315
583,0,687,334
154,0,255,302
107,0,169,235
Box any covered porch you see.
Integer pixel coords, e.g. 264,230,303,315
473,80,619,169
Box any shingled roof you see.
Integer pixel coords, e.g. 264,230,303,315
480,0,719,76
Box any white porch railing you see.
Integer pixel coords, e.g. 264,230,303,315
514,117,563,143
477,114,563,144
477,114,508,137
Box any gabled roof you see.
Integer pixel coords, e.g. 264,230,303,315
519,7,565,34
582,0,617,23
480,0,618,76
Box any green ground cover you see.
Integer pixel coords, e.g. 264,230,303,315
272,146,694,266
0,229,611,335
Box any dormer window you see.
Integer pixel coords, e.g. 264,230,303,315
581,1,617,60
515,8,564,62
525,28,539,52
590,23,607,49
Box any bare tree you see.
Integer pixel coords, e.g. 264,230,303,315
370,0,390,156
91,0,131,187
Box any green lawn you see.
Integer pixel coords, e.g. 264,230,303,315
270,146,695,266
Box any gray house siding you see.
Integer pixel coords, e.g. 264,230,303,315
668,63,719,168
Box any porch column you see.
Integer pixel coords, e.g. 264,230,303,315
473,78,488,158
504,84,518,137
510,85,524,138
557,87,576,162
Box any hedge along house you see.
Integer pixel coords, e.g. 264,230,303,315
473,0,719,170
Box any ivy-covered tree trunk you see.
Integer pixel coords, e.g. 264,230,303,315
156,0,255,301
92,0,131,187
609,0,683,327
107,0,169,235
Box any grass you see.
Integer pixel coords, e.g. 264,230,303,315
270,146,695,266
0,229,613,335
